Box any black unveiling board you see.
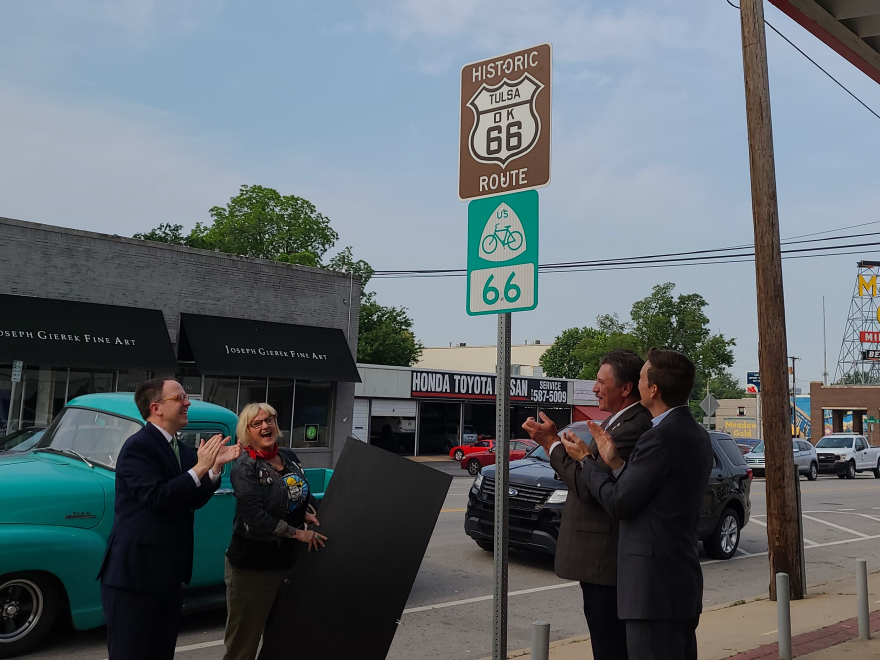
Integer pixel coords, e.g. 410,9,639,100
258,438,452,660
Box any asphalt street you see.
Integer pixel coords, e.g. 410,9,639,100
24,469,880,660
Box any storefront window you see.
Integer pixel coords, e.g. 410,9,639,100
292,381,331,448
539,406,571,431
117,370,152,393
418,401,462,455
67,370,114,399
511,405,538,439
175,363,203,397
0,366,12,436
464,402,495,440
267,379,294,446
204,376,239,413
239,378,268,412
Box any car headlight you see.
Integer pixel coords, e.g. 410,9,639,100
546,489,568,504
473,473,484,490
836,454,846,460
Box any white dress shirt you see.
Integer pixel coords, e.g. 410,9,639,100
149,422,220,486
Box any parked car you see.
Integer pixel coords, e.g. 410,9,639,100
419,424,460,454
0,393,333,658
461,439,537,475
814,433,880,479
736,443,752,455
450,439,495,462
0,426,46,453
464,430,752,561
462,425,479,444
744,439,819,481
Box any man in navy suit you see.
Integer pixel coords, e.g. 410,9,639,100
98,377,240,660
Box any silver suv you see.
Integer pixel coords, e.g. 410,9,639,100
745,439,818,481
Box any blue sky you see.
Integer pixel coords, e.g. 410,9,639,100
1,0,879,389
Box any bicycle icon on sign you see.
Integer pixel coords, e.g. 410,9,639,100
481,224,524,255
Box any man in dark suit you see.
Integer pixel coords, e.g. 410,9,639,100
523,349,652,660
561,349,713,660
98,377,240,660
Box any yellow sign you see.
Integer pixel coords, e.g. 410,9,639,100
721,417,759,439
860,275,877,297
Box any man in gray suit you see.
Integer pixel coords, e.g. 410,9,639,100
562,349,713,660
523,349,652,660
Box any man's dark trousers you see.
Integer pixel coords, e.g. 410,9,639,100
97,423,218,660
549,404,652,660
101,584,182,660
626,616,700,660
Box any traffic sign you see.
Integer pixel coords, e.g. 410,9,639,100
467,190,538,315
746,371,760,394
867,416,879,424
700,394,720,417
11,360,22,383
459,44,552,200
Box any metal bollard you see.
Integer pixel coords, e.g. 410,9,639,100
856,559,871,640
531,621,550,660
776,572,792,660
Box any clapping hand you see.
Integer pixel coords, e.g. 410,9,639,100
195,435,224,474
559,430,591,462
212,436,240,469
521,412,559,450
586,421,623,471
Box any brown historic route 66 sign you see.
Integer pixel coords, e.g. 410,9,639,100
459,44,551,200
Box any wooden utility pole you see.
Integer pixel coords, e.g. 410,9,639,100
739,0,804,601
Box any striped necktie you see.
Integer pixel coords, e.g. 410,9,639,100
170,436,181,467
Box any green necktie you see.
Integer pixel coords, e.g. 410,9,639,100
170,437,181,467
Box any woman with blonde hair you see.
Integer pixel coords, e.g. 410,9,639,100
222,402,327,660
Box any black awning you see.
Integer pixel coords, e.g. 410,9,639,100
0,294,177,371
178,313,361,382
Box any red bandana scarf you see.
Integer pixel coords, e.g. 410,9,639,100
245,442,279,461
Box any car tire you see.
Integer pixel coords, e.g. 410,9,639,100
704,507,741,560
873,458,880,479
0,573,60,659
807,462,818,481
443,441,454,454
476,540,493,552
838,473,847,479
467,459,482,476
846,460,856,479
453,449,465,461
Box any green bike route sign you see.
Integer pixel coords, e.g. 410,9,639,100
466,190,538,315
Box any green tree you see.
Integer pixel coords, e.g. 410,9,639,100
189,185,338,266
133,222,189,245
327,246,375,288
689,370,748,422
539,327,603,378
357,294,424,366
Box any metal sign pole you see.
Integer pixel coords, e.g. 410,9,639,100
493,312,511,660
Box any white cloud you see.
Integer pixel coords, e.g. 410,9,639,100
364,0,693,69
0,88,240,235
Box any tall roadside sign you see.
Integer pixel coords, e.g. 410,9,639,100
460,44,551,660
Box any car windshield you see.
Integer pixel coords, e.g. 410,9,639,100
816,436,854,449
526,445,550,462
35,407,142,469
752,441,764,453
0,428,44,452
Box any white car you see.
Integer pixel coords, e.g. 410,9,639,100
745,439,818,481
815,434,880,479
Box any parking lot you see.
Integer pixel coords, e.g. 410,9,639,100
23,471,880,660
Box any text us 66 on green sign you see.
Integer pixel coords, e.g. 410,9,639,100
466,190,538,315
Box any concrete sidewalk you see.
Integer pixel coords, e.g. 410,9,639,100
483,571,880,659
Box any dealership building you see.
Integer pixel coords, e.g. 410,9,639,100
352,364,604,457
0,217,361,467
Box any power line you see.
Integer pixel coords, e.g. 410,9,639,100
373,229,880,278
725,0,880,122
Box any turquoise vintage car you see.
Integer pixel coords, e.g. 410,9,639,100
0,393,332,658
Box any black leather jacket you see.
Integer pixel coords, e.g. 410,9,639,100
229,448,313,542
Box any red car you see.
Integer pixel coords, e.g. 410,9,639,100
449,439,495,461
461,439,538,475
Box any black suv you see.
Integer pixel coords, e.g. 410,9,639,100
464,431,752,560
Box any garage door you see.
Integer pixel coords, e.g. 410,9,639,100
370,399,417,417
352,399,370,442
